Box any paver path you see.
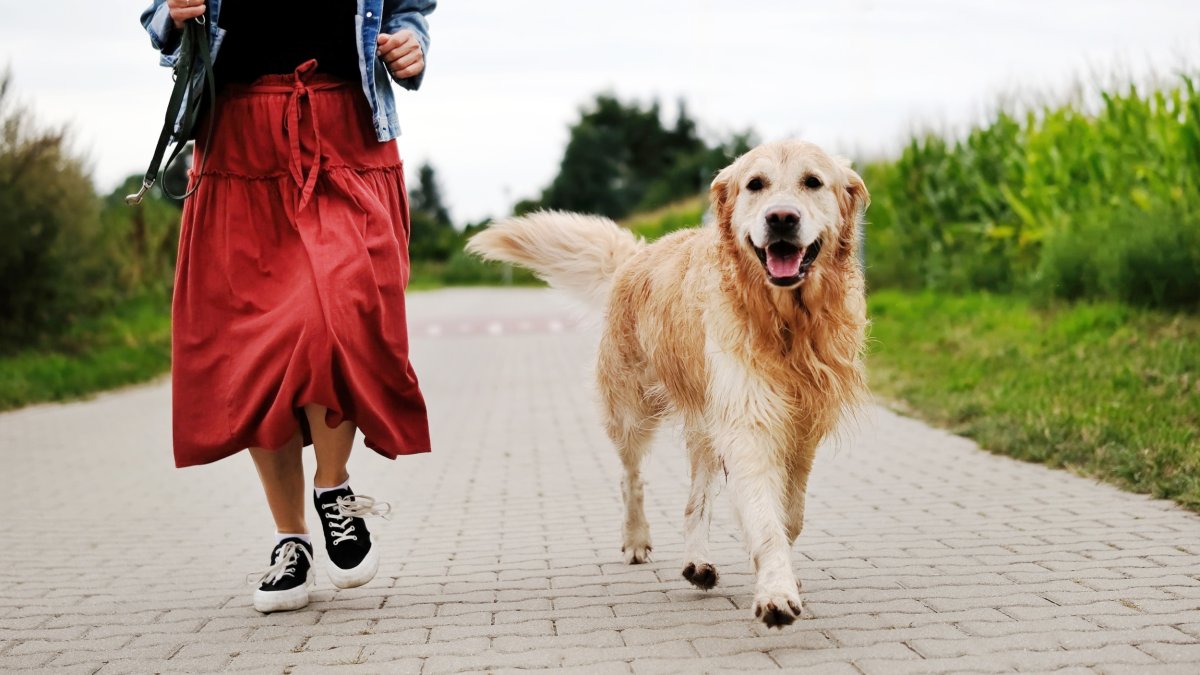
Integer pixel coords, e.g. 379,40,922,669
2,288,1199,674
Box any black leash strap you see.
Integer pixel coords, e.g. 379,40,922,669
126,15,218,206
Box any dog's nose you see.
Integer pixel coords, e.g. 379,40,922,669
765,207,801,233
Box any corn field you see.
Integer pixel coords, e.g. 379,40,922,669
862,75,1200,309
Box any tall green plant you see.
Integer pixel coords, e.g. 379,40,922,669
864,74,1200,310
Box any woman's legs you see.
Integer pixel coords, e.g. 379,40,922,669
305,404,357,488
250,433,314,613
303,404,381,588
249,432,307,534
248,406,356,531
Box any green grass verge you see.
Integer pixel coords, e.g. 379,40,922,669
0,294,173,412
867,290,1200,509
622,195,708,239
409,257,545,290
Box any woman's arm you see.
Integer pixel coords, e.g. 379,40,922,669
140,0,207,66
140,1,182,63
379,0,437,90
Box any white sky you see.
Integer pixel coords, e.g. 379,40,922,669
2,0,1199,223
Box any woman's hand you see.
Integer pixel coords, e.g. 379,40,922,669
167,0,207,29
377,30,425,80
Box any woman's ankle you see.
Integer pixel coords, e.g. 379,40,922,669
313,471,351,491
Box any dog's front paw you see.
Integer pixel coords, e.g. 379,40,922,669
682,562,719,590
621,543,652,564
752,591,802,628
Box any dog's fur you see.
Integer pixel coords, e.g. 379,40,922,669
467,140,870,627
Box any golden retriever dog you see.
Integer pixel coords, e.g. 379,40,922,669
466,139,870,628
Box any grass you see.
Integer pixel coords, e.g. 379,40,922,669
867,290,1200,509
623,194,708,239
408,261,454,291
0,293,173,412
408,258,544,290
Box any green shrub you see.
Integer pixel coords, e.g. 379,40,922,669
1035,221,1103,303
0,74,105,348
0,73,186,351
1036,206,1200,310
1104,209,1200,309
99,175,183,298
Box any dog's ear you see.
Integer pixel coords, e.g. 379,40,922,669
710,164,737,230
835,162,870,261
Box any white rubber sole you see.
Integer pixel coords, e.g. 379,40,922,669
253,571,313,613
326,536,380,589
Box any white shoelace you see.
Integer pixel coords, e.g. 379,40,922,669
249,541,313,586
321,495,392,545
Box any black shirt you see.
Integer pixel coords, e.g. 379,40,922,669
213,0,360,86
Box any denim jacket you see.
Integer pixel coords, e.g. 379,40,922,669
139,0,435,143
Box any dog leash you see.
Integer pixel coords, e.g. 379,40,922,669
126,13,217,205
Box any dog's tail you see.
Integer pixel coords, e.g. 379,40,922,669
465,210,644,307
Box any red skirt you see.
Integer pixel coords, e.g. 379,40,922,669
171,60,431,468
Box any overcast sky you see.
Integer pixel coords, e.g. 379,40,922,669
3,1,1199,223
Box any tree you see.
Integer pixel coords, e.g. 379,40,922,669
407,161,457,262
527,94,752,220
410,162,452,227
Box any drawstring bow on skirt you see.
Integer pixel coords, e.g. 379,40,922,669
258,59,343,212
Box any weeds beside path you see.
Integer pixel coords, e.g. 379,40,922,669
0,295,171,412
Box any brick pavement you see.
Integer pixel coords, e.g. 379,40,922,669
1,287,1198,674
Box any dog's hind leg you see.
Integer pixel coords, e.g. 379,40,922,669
615,416,658,565
784,488,808,546
783,459,815,546
681,424,720,590
609,411,658,565
600,369,662,565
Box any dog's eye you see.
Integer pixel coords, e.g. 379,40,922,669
746,177,764,192
804,175,823,189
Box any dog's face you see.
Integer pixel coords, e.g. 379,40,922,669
712,140,868,289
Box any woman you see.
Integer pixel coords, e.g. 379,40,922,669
138,0,436,613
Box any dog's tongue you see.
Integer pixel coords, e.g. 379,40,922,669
766,246,803,279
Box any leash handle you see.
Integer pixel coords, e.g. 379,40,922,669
127,15,217,206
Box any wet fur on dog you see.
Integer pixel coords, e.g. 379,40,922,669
467,139,871,628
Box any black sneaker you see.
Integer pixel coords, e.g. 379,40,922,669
313,486,390,589
252,538,314,613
